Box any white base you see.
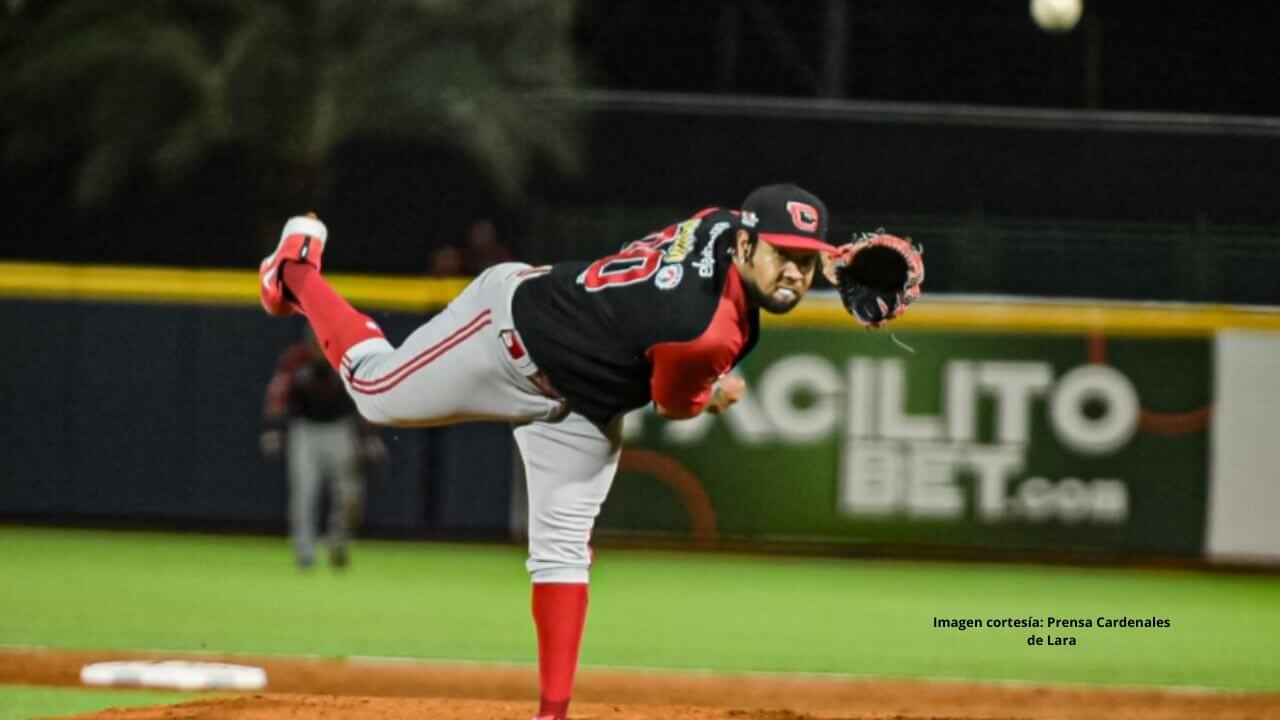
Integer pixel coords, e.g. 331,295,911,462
80,660,267,690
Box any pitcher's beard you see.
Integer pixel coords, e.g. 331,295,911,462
742,275,801,314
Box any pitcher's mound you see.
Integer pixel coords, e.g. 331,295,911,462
63,694,830,720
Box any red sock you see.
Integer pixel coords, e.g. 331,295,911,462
532,583,589,720
282,262,385,370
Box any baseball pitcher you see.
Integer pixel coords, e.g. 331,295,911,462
258,183,922,720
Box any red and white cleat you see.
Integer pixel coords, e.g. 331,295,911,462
259,214,328,316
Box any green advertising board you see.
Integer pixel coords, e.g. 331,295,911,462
604,326,1211,556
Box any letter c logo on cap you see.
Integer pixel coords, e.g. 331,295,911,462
786,201,819,232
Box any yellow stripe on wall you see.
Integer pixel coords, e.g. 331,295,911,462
0,261,468,313
1,260,1278,336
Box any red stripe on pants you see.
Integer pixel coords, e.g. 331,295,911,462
347,317,492,395
346,309,493,393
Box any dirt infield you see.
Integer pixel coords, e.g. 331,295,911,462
4,648,1277,720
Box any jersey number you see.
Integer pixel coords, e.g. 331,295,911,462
580,249,663,290
579,228,677,291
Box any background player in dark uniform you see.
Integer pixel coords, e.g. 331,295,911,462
258,183,920,719
261,330,386,569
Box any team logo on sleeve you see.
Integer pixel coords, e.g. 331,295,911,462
662,219,701,264
693,238,717,278
654,264,684,290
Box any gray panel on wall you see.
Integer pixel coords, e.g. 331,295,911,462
0,301,73,513
183,307,303,523
66,303,190,516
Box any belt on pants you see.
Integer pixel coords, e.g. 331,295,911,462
527,370,563,401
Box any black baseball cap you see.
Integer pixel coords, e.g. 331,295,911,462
740,183,838,255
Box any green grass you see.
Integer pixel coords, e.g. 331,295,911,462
0,684,198,720
2,526,1279,693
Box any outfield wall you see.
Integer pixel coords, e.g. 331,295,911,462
0,266,514,537
1,262,1277,563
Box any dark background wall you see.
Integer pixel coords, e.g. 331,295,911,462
0,299,515,536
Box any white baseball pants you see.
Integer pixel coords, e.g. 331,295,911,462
286,417,363,566
339,263,621,583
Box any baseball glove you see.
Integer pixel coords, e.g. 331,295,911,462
830,232,924,328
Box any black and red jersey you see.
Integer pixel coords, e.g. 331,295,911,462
264,342,371,428
511,207,759,425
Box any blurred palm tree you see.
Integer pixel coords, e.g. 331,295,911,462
1,0,580,245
